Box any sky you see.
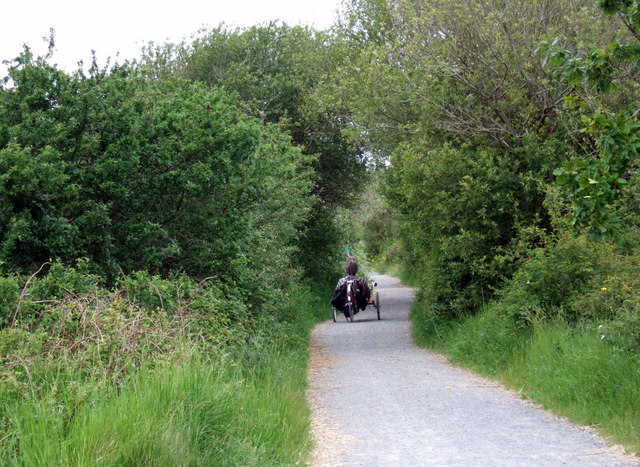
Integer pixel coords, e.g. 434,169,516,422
1,0,345,74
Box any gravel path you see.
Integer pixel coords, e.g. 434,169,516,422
308,274,639,466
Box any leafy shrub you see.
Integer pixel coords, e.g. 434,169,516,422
500,236,601,324
574,254,640,352
498,235,606,326
117,270,190,314
30,259,101,298
597,311,640,354
389,136,571,324
1,260,103,329
0,275,19,327
491,234,640,353
572,254,640,320
0,52,314,295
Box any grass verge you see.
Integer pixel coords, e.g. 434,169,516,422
8,352,310,466
411,300,640,456
2,283,328,466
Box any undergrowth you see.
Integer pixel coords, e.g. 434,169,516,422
410,234,640,456
0,263,329,465
413,306,640,455
6,350,313,466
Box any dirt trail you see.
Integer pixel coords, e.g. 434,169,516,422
308,274,639,466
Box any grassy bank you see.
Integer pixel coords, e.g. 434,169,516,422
411,299,640,455
1,268,329,466
6,351,312,466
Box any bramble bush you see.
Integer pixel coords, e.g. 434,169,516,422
0,267,328,464
497,235,603,326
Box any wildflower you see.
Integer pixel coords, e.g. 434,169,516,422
601,287,608,291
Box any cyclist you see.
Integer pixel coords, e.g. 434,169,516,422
331,261,370,318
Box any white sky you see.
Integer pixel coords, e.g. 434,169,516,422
1,0,345,74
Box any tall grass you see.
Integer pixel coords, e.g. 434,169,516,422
2,283,328,466
412,303,640,455
6,352,310,466
503,322,640,452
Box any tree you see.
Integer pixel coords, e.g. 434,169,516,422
543,1,640,239
139,23,370,283
0,49,314,298
332,0,618,318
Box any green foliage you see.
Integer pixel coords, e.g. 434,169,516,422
388,136,570,321
540,2,640,238
351,170,396,266
497,236,604,325
551,106,640,239
473,232,640,357
5,352,312,466
32,259,100,298
598,310,640,354
0,50,314,296
337,0,617,148
0,33,348,464
340,0,395,47
0,261,330,463
295,205,347,286
334,0,615,322
140,24,368,282
362,205,394,264
0,276,19,327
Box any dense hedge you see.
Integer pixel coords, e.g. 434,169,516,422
0,37,354,461
0,51,314,295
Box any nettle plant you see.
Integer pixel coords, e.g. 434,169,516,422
541,0,640,240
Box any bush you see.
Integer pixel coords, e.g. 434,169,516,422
490,233,640,353
388,136,568,323
0,53,314,293
498,235,603,325
0,275,19,327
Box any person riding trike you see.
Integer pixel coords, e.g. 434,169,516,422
331,261,380,322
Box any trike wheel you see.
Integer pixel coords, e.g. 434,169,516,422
375,292,380,320
332,307,337,322
348,303,355,322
